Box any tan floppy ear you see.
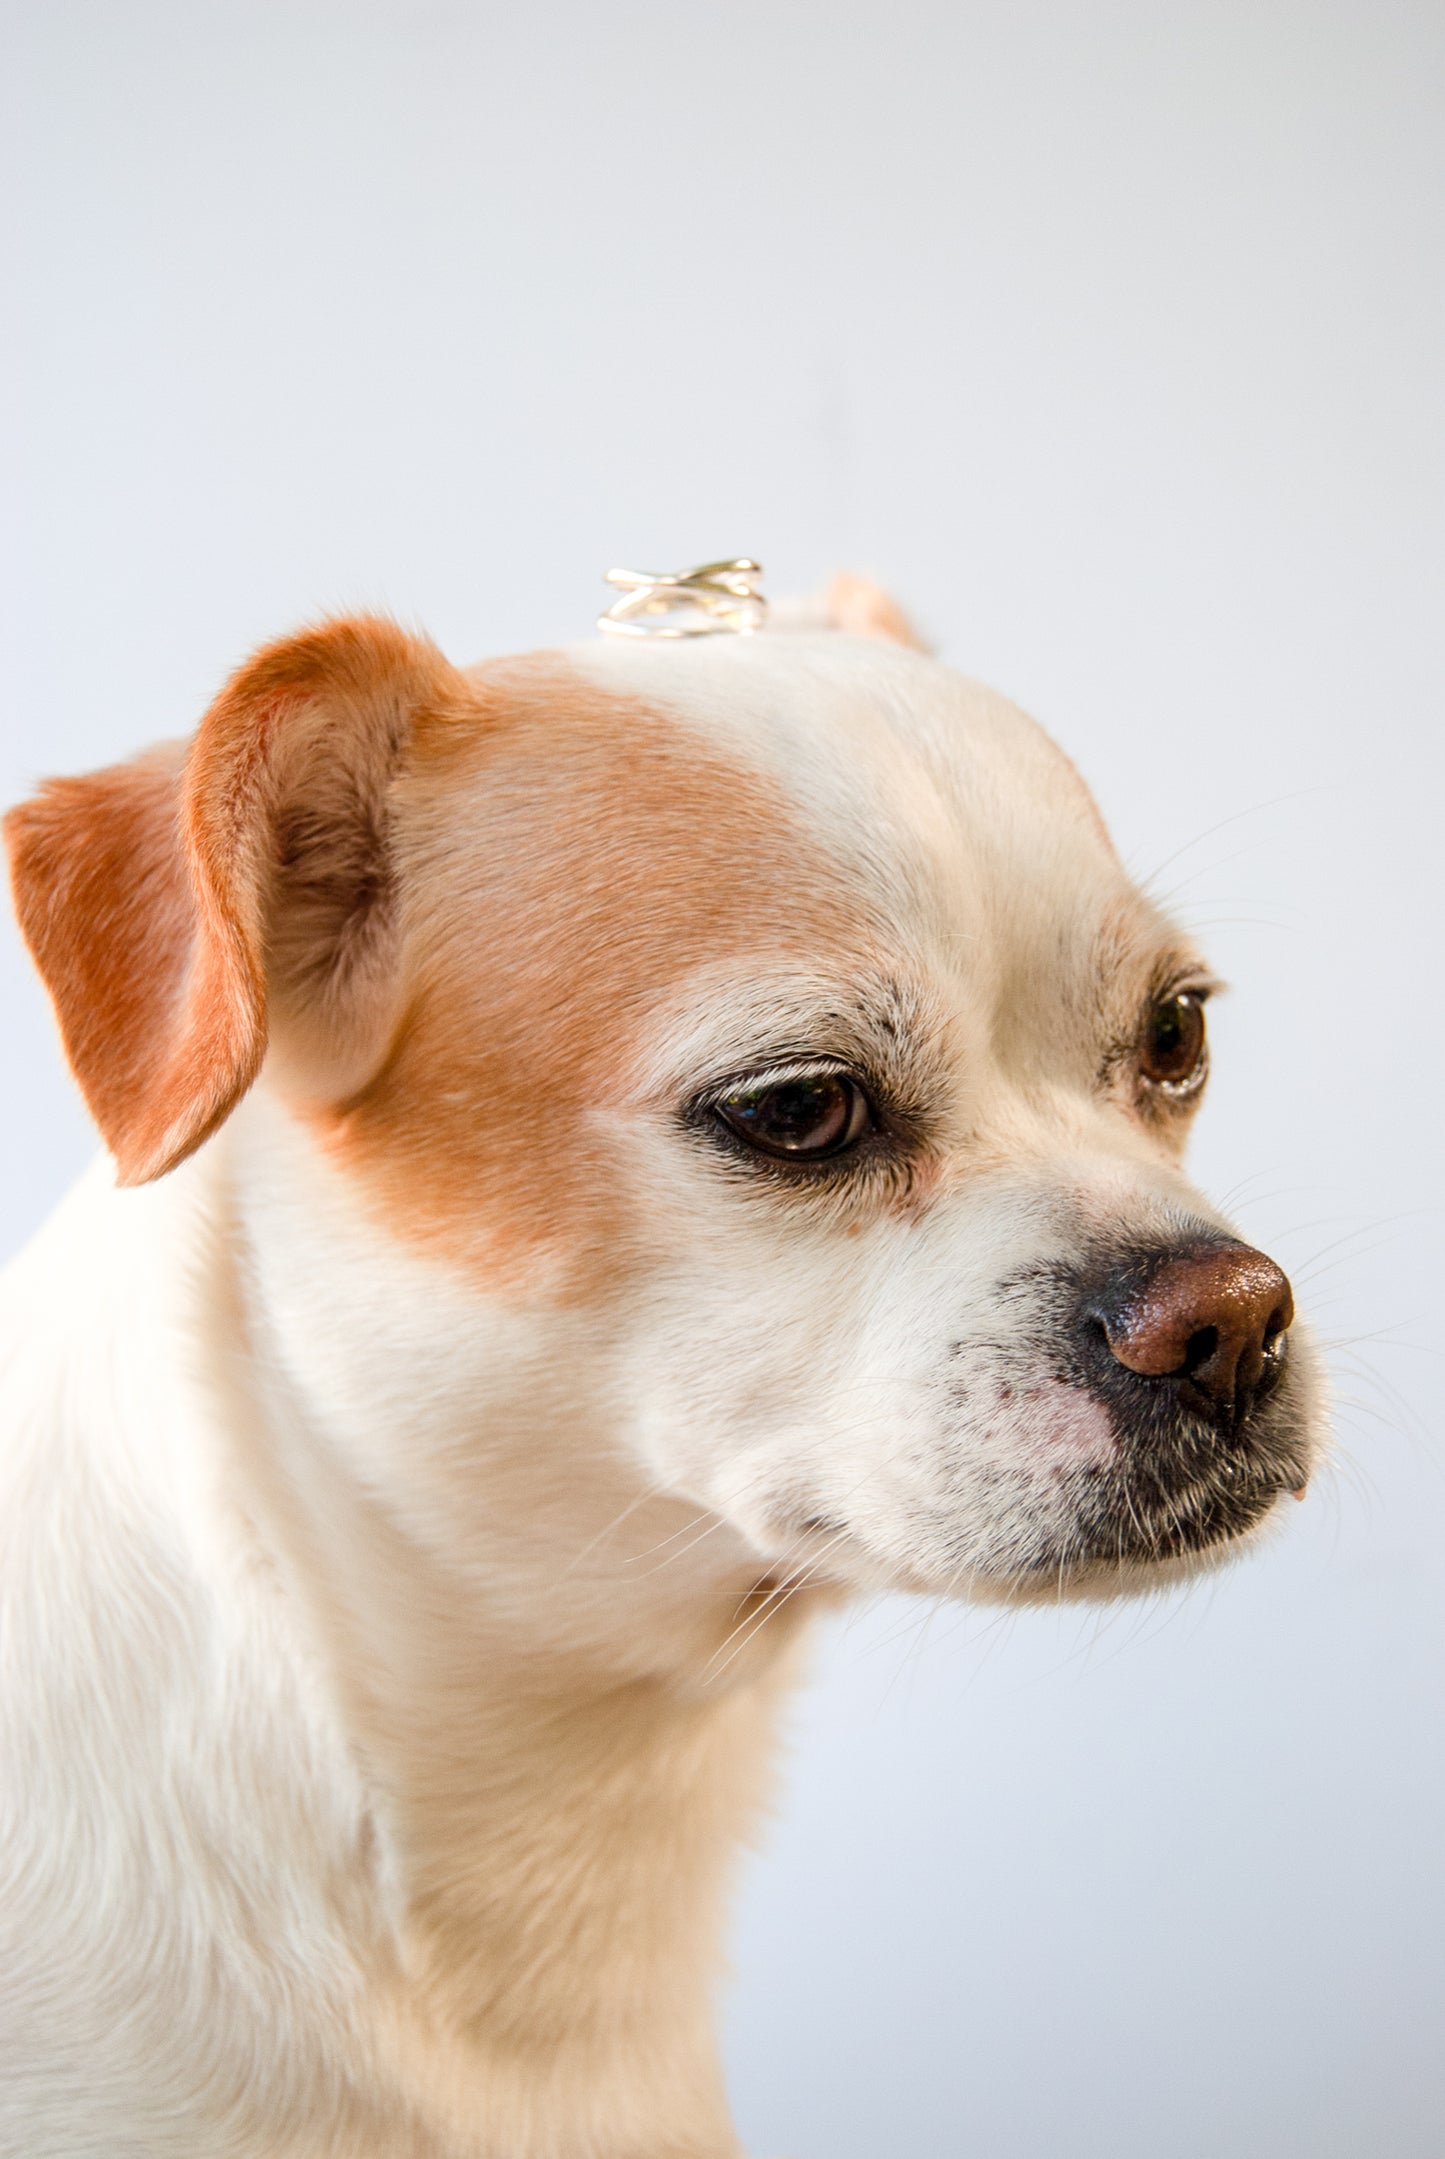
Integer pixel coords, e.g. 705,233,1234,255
825,571,929,652
4,616,458,1186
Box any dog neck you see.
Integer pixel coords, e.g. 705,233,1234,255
194,1087,820,2150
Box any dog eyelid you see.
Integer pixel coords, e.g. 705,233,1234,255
687,1058,884,1170
1153,968,1224,1005
701,1056,870,1098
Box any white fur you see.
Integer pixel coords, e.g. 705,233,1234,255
0,620,1323,2156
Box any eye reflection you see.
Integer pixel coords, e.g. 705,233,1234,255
1140,992,1208,1091
713,1072,873,1160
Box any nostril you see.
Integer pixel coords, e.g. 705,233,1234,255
1181,1326,1218,1378
1082,1239,1295,1416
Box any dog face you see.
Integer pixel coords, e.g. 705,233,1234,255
489,631,1317,1603
5,608,1321,1612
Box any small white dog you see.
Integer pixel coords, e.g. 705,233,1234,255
0,576,1320,2157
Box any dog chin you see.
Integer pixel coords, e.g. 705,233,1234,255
1003,1506,1294,1607
929,1480,1297,1610
748,1455,1304,1614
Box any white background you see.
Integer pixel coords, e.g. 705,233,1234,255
3,5,1443,2153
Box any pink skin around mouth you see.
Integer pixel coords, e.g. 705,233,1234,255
1001,1381,1310,1501
1003,1380,1118,1474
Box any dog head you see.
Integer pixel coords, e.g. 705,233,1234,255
5,589,1322,1611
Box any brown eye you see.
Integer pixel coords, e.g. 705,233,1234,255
714,1072,873,1160
1140,992,1208,1092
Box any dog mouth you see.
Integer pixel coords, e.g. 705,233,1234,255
981,1238,1319,1582
724,1236,1320,1604
978,1347,1316,1591
894,1356,1313,1603
748,1363,1314,1600
902,1440,1311,1609
1063,1438,1308,1568
1061,1339,1311,1566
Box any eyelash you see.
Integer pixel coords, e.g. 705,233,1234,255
1155,977,1217,1009
686,1062,902,1179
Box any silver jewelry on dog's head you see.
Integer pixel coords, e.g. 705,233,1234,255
596,559,767,638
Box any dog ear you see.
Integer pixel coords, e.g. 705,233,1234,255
825,572,929,652
4,616,459,1186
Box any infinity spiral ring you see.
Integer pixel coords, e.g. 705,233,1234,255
597,558,767,638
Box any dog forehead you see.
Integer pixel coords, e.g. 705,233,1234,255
414,644,862,939
410,631,1142,1013
313,639,1152,1288
565,629,1126,942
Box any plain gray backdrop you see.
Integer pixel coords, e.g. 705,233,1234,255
3,4,1443,2154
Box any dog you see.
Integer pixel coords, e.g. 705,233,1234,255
0,574,1321,2157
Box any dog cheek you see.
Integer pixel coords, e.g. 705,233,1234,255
920,1373,1115,1565
985,1379,1117,1475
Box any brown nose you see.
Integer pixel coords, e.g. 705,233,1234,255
1100,1243,1294,1418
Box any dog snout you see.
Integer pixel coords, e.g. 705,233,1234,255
1085,1241,1294,1430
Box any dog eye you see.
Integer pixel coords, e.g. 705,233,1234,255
713,1072,874,1160
1139,992,1208,1091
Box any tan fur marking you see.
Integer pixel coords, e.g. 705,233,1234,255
5,617,457,1185
4,746,211,1180
316,658,864,1295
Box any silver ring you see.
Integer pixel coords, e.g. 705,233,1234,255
597,558,768,638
